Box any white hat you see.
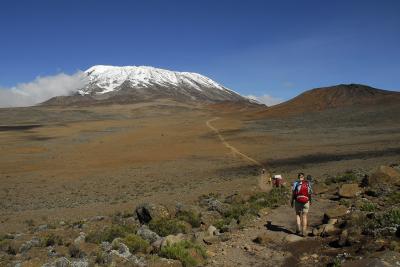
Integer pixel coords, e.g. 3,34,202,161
274,174,282,179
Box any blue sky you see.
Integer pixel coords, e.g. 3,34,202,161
0,0,399,104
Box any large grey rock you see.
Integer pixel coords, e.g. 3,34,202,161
41,257,71,267
74,232,86,246
19,237,41,253
70,259,89,267
324,206,349,220
137,225,161,243
135,203,170,224
111,238,131,259
338,183,362,198
100,241,112,252
200,197,230,214
161,234,185,248
207,225,218,237
369,165,400,186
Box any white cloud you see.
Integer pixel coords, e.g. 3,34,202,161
0,71,87,108
246,94,284,106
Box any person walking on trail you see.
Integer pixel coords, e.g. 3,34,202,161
291,172,312,236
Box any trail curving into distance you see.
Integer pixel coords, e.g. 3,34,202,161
206,117,270,190
206,117,263,166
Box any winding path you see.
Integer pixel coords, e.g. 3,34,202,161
206,117,262,166
206,117,270,190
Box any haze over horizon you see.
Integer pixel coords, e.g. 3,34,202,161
1,0,399,107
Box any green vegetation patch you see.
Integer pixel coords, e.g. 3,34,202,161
325,172,359,185
122,234,149,253
176,210,201,228
363,208,400,236
160,240,207,267
41,233,63,247
359,201,378,212
85,224,137,244
149,218,188,237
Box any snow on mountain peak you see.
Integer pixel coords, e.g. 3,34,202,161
80,65,228,95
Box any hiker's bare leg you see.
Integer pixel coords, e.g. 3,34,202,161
302,213,308,235
296,214,301,233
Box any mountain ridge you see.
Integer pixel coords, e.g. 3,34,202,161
43,65,251,105
255,83,400,117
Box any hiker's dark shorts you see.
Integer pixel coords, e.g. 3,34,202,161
295,201,310,215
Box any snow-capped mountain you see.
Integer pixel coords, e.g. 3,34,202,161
74,65,247,103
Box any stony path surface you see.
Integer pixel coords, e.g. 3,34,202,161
204,197,335,266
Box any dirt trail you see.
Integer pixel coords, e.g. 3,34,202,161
206,117,270,190
205,197,335,266
206,117,263,166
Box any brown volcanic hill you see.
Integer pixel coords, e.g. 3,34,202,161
255,84,400,118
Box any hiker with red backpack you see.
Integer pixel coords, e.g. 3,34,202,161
291,172,312,236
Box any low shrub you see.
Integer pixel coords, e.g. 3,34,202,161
93,249,108,264
386,191,400,205
249,186,290,209
339,199,352,208
41,233,63,247
0,239,17,255
359,201,377,212
149,219,187,237
69,244,84,258
176,210,201,228
363,208,400,236
325,172,358,185
85,224,137,244
160,240,206,267
123,234,149,253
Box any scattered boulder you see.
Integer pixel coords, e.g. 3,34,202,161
41,257,70,267
369,165,400,186
111,238,131,258
161,233,185,248
321,224,340,237
19,237,41,253
150,238,164,253
200,197,230,214
70,259,89,267
338,183,361,198
74,232,86,246
206,225,218,237
324,206,349,221
137,225,161,244
100,241,112,252
200,211,222,228
313,183,330,194
135,203,170,224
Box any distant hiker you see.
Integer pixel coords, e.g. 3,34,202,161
272,174,283,187
291,172,312,236
306,174,313,187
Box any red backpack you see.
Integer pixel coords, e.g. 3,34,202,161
295,180,309,203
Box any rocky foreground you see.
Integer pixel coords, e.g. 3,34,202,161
1,164,399,267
